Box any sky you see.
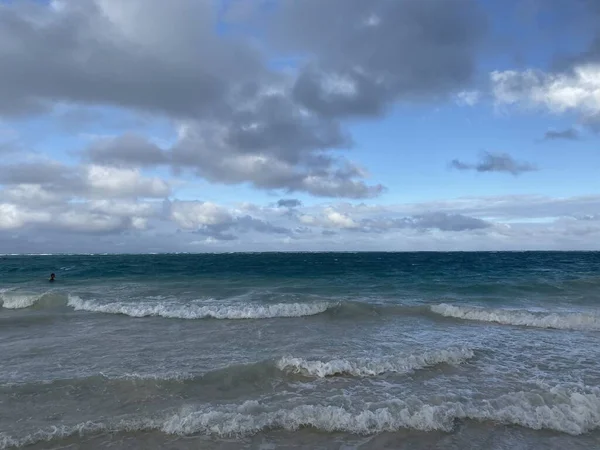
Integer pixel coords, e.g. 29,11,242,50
0,0,600,253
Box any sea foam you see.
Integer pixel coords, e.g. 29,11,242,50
3,385,600,448
159,387,600,436
276,347,474,378
0,290,45,309
2,347,471,392
67,295,332,319
430,303,600,331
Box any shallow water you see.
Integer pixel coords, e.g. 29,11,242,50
1,252,600,449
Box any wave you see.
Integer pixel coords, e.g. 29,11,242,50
2,355,285,387
430,303,600,331
66,295,332,319
0,294,42,309
7,292,600,333
1,291,417,320
0,290,64,310
159,387,600,436
276,347,474,378
3,385,600,448
3,346,468,393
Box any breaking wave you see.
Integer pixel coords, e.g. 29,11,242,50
159,387,600,436
9,291,600,332
0,291,419,320
0,293,42,309
0,290,64,310
276,347,474,378
67,295,332,319
3,346,469,393
430,303,600,331
3,385,600,448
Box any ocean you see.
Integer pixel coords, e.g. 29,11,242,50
1,252,600,449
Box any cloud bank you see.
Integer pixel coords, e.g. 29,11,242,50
0,0,487,199
2,193,600,253
0,0,597,252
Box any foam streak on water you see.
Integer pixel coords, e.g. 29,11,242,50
67,295,333,319
2,384,600,449
276,347,474,377
430,303,600,330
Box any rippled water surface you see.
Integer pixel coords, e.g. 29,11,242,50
1,252,600,449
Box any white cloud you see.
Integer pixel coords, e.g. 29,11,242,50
324,208,359,228
131,217,148,230
0,203,50,229
455,90,481,106
0,0,487,199
298,208,359,229
88,199,157,218
491,64,600,116
55,210,126,233
298,214,317,226
0,193,600,251
1,184,64,206
0,197,161,234
85,165,170,198
170,201,232,230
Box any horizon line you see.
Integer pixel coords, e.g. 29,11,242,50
2,250,599,256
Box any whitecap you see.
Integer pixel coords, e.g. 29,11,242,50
276,347,474,378
67,295,332,319
430,303,600,331
4,385,600,448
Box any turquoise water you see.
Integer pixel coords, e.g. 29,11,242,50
1,252,600,449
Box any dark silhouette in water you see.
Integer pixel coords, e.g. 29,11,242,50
49,273,55,282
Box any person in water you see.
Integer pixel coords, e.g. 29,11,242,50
49,273,55,282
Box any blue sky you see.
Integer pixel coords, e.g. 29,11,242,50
0,0,599,252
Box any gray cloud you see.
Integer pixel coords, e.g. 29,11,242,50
352,194,600,223
0,161,82,189
542,128,580,141
571,213,600,221
277,199,302,208
170,118,383,198
270,0,486,118
0,0,489,199
450,152,537,175
76,88,381,198
296,206,490,233
2,194,600,251
0,136,21,155
169,200,292,241
0,198,161,236
405,212,491,232
85,134,169,167
0,183,67,207
0,0,263,119
0,160,170,198
581,112,600,133
359,212,490,233
54,107,149,133
193,229,239,242
231,215,291,235
194,215,292,241
565,0,600,64
448,159,471,171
